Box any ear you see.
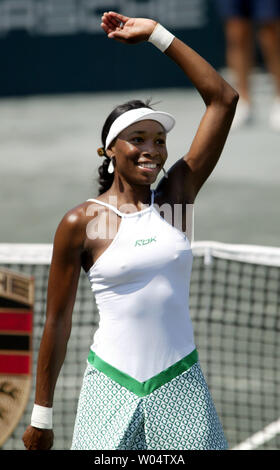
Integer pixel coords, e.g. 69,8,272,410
106,148,114,158
105,138,117,158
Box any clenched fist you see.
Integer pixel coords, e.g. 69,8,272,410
22,425,54,450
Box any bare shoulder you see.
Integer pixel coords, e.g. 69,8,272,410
55,198,109,251
54,200,99,251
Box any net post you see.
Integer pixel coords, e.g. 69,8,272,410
204,247,213,266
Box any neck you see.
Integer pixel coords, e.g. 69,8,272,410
106,179,152,210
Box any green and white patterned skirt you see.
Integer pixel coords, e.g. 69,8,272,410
71,350,228,450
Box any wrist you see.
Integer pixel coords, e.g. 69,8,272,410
148,23,175,52
31,403,53,430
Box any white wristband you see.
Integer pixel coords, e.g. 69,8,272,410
31,404,53,429
148,23,175,52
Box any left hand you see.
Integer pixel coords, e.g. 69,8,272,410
101,11,157,44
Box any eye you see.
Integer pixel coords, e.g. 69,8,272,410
156,138,166,145
131,136,144,143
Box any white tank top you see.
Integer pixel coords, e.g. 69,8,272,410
86,189,196,382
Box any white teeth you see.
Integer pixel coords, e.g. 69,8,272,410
138,163,157,169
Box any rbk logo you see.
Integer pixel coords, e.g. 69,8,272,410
134,236,157,247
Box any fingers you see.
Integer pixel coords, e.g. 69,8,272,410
101,11,132,43
100,22,113,35
101,11,129,32
101,12,122,37
102,11,125,29
101,22,124,37
108,11,130,23
102,12,119,28
107,30,128,41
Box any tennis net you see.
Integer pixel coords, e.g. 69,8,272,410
0,241,279,450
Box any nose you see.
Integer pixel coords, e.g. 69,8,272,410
142,142,158,158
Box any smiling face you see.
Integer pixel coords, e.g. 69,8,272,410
107,119,168,185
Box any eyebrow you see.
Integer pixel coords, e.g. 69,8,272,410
128,130,166,136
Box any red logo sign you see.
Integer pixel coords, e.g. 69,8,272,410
0,268,34,447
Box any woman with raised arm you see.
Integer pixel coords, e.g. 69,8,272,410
22,12,238,450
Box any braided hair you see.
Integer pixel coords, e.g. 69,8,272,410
97,99,153,195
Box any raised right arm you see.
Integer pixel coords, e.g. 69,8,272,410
22,207,86,449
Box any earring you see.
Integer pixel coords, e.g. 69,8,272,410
108,158,114,174
163,167,168,179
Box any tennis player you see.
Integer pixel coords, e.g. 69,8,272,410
22,12,238,450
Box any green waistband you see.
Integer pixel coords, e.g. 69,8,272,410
87,349,198,397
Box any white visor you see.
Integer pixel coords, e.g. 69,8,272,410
105,107,176,150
